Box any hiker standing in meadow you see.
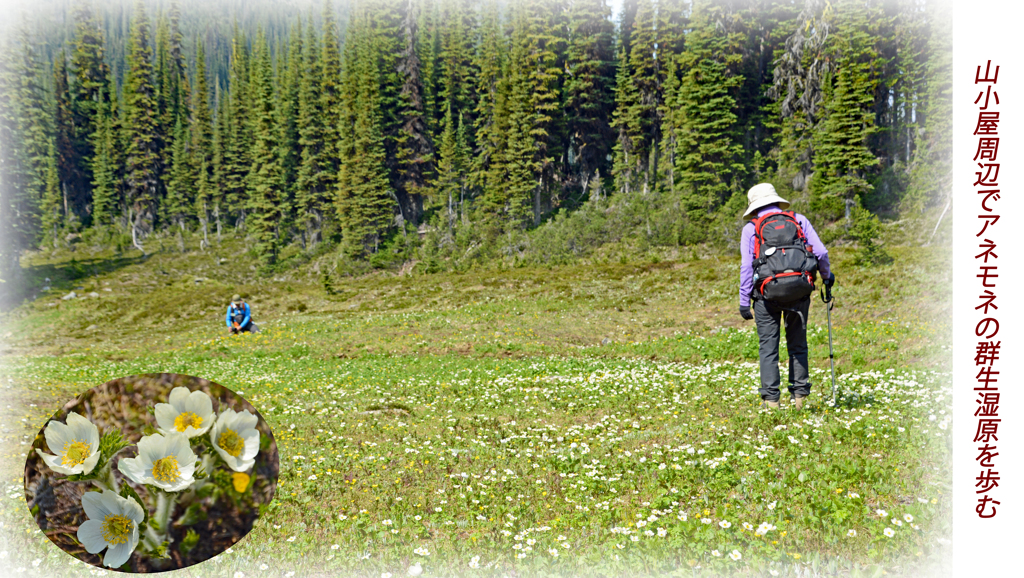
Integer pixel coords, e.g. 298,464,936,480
738,183,835,410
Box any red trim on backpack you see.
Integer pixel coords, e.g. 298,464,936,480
758,271,810,296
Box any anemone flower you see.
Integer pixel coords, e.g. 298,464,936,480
77,490,145,568
155,387,215,438
210,408,261,472
35,412,101,476
117,432,197,492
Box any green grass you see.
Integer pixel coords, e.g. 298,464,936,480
0,235,951,578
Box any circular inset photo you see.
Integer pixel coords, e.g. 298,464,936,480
23,373,279,572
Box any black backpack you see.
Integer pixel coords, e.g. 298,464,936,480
750,211,818,304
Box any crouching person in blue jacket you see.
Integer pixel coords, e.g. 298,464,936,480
226,294,259,335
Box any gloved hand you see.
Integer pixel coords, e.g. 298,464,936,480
739,306,753,320
824,272,836,288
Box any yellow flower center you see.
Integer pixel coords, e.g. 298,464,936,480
61,439,92,467
174,411,203,432
101,514,133,545
218,428,245,458
151,456,181,483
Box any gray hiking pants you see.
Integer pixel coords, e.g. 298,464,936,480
753,296,811,402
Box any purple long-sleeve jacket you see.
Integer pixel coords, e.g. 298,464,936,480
739,204,831,307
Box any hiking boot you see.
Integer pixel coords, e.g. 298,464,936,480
762,399,780,409
793,394,806,411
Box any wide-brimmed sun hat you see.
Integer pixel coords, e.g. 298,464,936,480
742,183,790,220
231,294,242,304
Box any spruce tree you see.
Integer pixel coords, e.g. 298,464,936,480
121,0,160,251
433,101,460,238
504,0,564,225
415,0,441,137
625,0,658,193
90,81,117,228
247,29,287,265
768,0,834,190
657,54,681,196
336,6,393,257
667,2,745,222
108,76,127,228
222,30,251,227
619,0,638,53
192,38,214,241
53,51,75,229
611,42,643,195
393,0,434,227
3,26,52,253
0,37,30,268
727,0,799,174
154,13,173,193
295,15,331,247
454,110,470,224
564,0,615,199
16,27,52,198
320,0,343,188
41,142,63,247
278,18,304,211
498,3,541,229
70,0,110,226
471,0,505,209
165,115,193,229
809,0,882,220
211,86,227,237
656,0,688,57
438,0,475,124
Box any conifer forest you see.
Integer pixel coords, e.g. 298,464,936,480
0,0,951,279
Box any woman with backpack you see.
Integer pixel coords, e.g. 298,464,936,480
738,183,835,410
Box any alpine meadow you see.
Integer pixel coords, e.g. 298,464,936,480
0,0,952,577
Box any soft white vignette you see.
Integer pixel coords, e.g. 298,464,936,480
952,0,1020,577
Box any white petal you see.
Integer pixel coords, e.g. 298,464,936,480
165,433,195,464
117,492,146,523
136,433,167,463
174,448,198,472
66,412,99,447
210,417,227,443
241,429,261,461
77,519,108,554
211,443,233,467
36,450,74,475
81,491,114,522
216,408,237,428
185,390,214,417
103,538,134,568
153,403,178,433
87,425,100,451
43,420,70,455
232,458,256,473
188,423,213,437
168,386,191,410
162,476,196,492
117,456,148,485
80,450,102,475
233,409,258,431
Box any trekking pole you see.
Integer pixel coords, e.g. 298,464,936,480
820,280,838,407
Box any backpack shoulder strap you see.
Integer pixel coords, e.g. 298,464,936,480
753,212,781,243
750,216,767,258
